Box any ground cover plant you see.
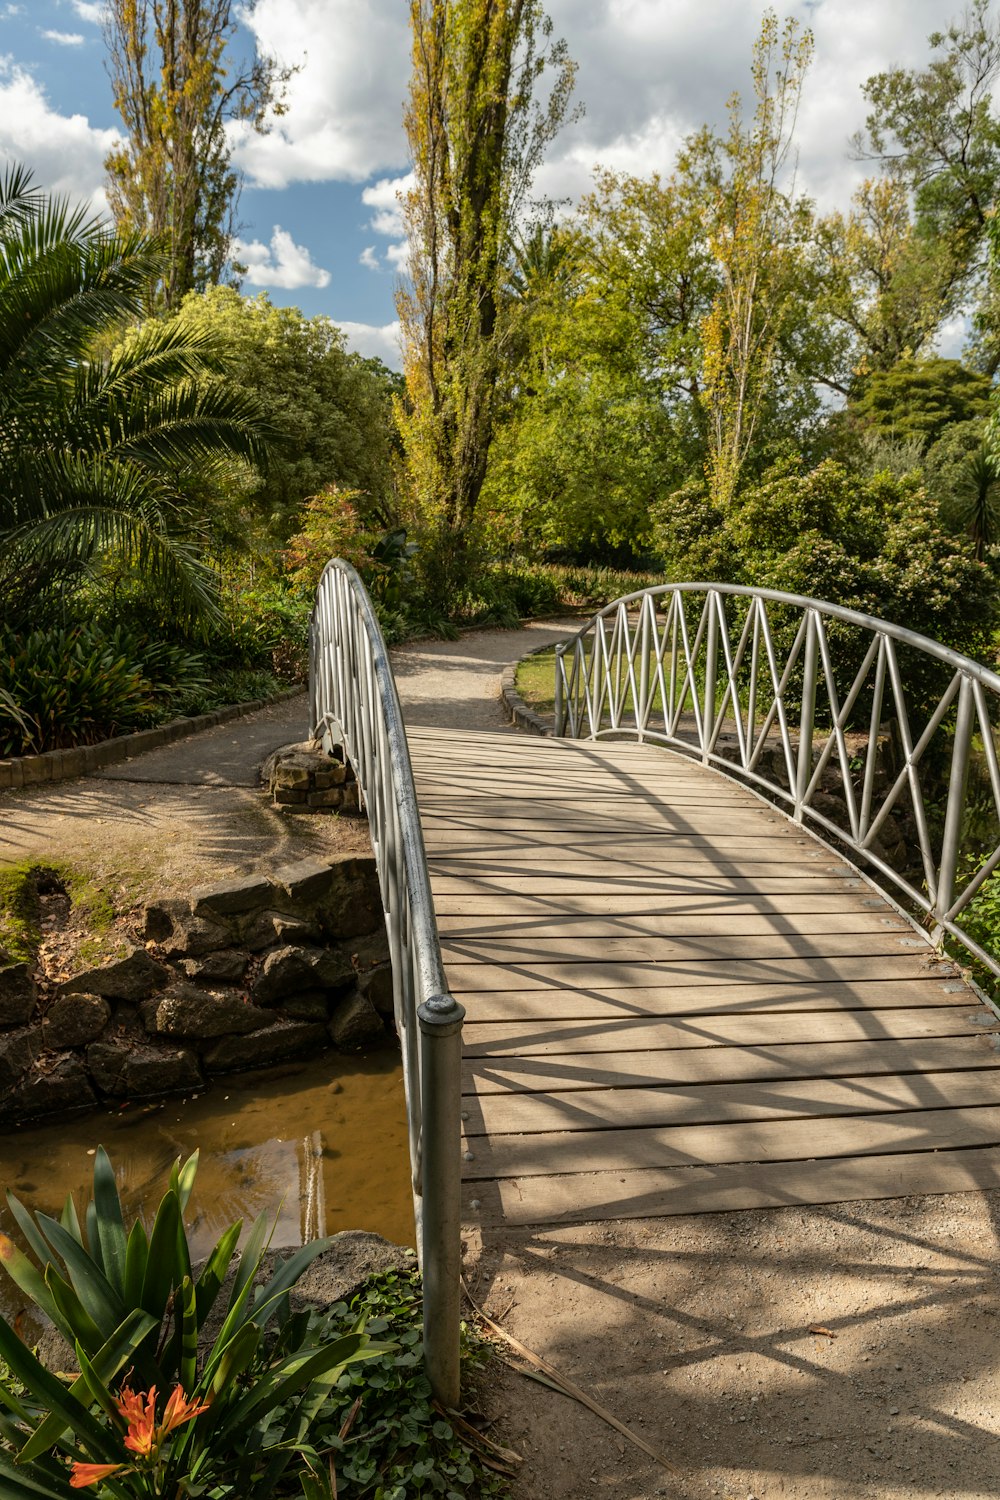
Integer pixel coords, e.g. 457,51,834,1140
0,1149,509,1500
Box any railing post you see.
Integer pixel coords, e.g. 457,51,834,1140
702,592,717,763
935,673,975,936
554,644,566,737
417,992,467,1411
794,609,819,822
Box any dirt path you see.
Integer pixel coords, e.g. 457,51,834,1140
0,693,371,910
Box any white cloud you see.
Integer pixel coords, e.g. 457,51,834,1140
336,318,402,368
232,0,410,187
384,239,409,271
0,56,117,211
359,245,380,271
233,224,330,289
2,6,25,17
69,1,105,20
42,29,85,45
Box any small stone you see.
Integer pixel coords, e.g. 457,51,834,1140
272,858,336,905
125,1046,202,1097
0,961,37,1027
0,1026,40,1092
307,789,343,808
312,764,347,788
179,950,249,984
86,1039,131,1096
63,948,168,1002
147,984,270,1039
14,1056,95,1118
328,991,385,1050
202,1019,328,1072
252,944,354,1006
239,910,319,951
171,913,233,958
358,963,394,1016
279,989,330,1022
192,875,273,918
43,993,111,1048
274,764,311,790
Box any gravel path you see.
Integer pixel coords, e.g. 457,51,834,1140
391,619,576,730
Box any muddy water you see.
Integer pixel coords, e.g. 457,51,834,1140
0,1050,414,1325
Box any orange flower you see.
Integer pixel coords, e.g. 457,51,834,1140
161,1384,210,1435
117,1384,158,1458
69,1461,125,1489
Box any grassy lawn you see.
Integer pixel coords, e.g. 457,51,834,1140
515,647,559,716
514,646,679,722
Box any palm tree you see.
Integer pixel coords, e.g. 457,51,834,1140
944,444,1000,562
0,164,267,628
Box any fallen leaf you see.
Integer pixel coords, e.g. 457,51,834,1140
809,1325,837,1339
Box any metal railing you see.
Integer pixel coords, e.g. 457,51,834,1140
309,560,465,1407
554,583,1000,982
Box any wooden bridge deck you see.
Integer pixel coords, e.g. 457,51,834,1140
407,725,1000,1227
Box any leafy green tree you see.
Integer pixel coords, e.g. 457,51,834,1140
847,357,992,451
167,286,398,548
699,11,817,507
854,0,1000,368
579,14,831,505
0,165,265,629
655,458,999,674
816,175,968,381
104,0,292,309
396,0,576,590
856,0,1000,248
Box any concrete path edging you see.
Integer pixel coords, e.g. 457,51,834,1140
0,687,303,792
499,642,556,737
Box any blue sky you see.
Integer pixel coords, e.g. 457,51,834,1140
0,0,963,369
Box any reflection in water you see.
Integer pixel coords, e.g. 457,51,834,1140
0,1050,414,1324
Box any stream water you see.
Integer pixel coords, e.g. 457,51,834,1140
0,1049,414,1326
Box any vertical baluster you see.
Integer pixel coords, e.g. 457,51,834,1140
935,673,975,937
702,592,718,763
795,609,818,822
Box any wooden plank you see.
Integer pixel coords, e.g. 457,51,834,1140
432,892,882,917
444,954,954,993
437,910,908,938
430,839,825,864
463,1102,1000,1179
457,979,966,1022
430,856,844,877
484,1146,1000,1225
424,821,794,842
468,1068,1000,1137
462,1033,1000,1091
431,872,865,895
441,932,926,963
461,1006,997,1056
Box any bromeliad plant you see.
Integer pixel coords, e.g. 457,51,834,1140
0,1147,391,1498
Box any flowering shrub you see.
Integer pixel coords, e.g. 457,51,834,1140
0,1148,388,1498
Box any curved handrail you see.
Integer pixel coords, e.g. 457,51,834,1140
554,581,1000,984
309,559,464,1406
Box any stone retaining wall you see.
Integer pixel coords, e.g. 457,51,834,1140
0,687,303,792
0,854,392,1124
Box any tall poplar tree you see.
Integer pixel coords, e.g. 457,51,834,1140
396,0,575,587
103,0,291,310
